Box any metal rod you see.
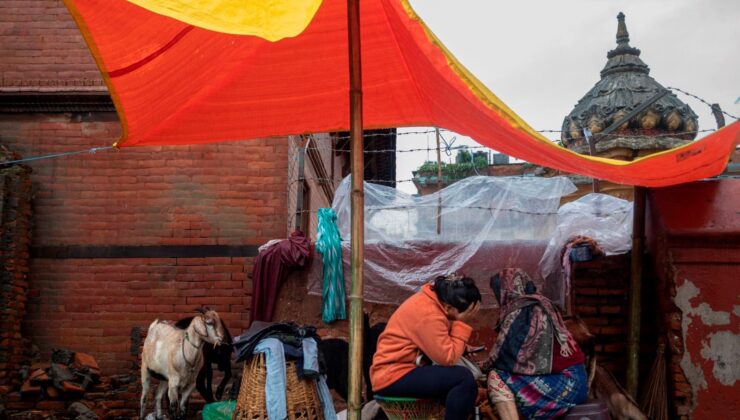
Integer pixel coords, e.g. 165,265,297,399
600,90,669,137
711,103,726,129
583,89,668,196
435,128,442,234
582,128,601,193
294,138,307,230
627,185,646,397
346,0,365,418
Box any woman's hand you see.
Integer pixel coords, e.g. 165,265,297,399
478,357,495,373
454,301,480,323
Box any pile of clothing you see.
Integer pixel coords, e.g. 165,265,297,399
233,321,336,420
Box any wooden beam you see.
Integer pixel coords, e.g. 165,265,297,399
626,186,646,396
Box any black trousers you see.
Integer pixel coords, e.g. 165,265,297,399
376,365,477,420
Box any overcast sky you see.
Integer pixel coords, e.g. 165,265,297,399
396,0,740,193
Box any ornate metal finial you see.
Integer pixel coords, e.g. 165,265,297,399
606,12,641,60
616,12,629,46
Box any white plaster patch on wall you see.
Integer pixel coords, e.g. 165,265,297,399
675,279,700,315
680,356,708,393
700,331,740,386
675,280,733,326
675,280,707,403
695,302,731,325
733,305,740,318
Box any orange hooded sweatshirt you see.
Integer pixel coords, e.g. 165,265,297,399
370,283,473,392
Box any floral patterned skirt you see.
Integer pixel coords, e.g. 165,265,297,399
487,363,588,419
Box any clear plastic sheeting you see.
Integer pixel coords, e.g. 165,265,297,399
307,176,577,307
539,193,633,307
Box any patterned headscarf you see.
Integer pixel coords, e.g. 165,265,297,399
488,268,578,375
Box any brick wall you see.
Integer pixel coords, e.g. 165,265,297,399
570,255,630,377
25,257,254,374
0,112,289,378
0,160,33,394
0,0,105,92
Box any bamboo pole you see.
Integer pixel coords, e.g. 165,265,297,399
346,0,365,418
435,128,442,234
626,185,646,397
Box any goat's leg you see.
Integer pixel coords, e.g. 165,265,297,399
140,362,151,419
154,381,168,420
167,379,180,420
196,365,213,402
205,362,213,400
215,364,231,401
178,381,197,420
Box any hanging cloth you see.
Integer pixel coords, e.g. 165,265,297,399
249,229,311,324
316,208,346,323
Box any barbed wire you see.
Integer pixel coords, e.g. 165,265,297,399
289,176,415,186
292,205,560,216
667,87,739,120
1,125,721,167
330,128,564,142
294,128,717,156
4,87,731,168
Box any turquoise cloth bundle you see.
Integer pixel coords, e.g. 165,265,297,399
316,208,346,323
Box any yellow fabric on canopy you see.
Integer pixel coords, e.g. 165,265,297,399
125,0,322,40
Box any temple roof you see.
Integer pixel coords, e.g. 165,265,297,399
561,13,698,149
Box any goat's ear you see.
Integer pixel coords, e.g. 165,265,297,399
194,307,206,315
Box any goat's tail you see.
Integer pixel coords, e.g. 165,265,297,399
147,319,160,333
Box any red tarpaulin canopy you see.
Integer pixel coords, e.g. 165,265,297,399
64,0,738,187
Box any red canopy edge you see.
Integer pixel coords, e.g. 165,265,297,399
62,0,739,187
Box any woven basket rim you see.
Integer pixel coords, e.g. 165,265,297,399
374,395,437,403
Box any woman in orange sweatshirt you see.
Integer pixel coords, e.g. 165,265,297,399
371,274,481,420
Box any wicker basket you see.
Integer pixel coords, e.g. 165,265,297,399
374,396,445,420
232,353,323,420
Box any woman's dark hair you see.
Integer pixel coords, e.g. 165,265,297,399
433,275,481,312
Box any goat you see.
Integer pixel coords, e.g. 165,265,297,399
174,316,233,402
140,307,225,420
319,313,387,403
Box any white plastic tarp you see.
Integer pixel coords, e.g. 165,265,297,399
539,193,634,307
307,176,577,307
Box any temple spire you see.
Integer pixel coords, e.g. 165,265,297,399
561,12,699,148
616,12,630,46
607,12,642,61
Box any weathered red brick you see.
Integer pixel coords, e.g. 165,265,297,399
36,400,66,410
73,351,99,370
21,381,41,395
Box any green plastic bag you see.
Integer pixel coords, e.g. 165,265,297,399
202,401,235,420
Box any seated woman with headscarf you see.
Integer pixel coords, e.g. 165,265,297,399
371,274,481,420
482,268,587,419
